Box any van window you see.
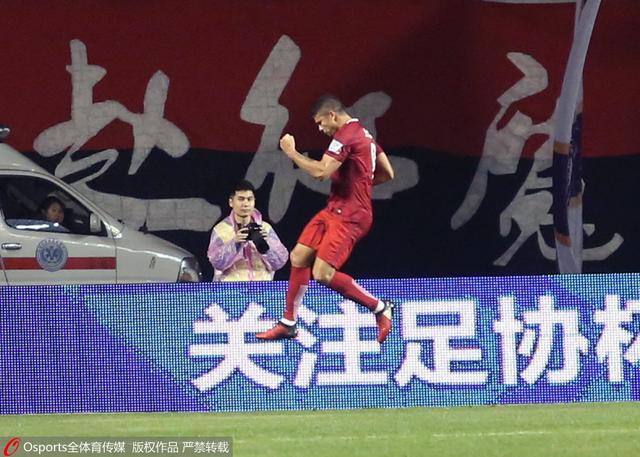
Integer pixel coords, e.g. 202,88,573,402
0,175,106,236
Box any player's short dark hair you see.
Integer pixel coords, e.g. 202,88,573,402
229,179,256,198
311,94,347,117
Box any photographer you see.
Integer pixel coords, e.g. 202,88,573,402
207,180,288,281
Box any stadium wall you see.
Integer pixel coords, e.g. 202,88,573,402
2,275,640,414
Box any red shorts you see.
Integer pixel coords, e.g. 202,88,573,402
297,208,372,269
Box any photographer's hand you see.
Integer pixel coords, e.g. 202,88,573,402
260,226,269,240
235,228,249,243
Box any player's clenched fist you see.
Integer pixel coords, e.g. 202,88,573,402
279,133,296,155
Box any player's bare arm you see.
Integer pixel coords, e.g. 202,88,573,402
373,152,395,185
279,133,342,180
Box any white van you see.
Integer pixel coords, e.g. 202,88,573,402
0,129,202,285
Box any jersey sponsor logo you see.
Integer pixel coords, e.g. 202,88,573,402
328,139,343,154
35,239,69,272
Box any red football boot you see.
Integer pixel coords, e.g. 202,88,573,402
256,322,298,340
375,300,394,343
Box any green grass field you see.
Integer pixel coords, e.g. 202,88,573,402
2,402,639,457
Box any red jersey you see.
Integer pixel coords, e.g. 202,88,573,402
323,119,383,224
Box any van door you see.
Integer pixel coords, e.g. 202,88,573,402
0,174,117,285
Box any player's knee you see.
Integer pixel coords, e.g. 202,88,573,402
312,266,333,285
290,250,306,267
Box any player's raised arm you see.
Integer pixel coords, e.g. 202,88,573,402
279,133,342,180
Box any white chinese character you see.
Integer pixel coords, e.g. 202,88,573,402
113,442,126,454
194,441,206,454
190,303,285,390
315,301,387,385
167,442,179,454
34,39,219,232
217,441,231,454
204,441,218,454
395,300,488,386
451,52,622,266
519,295,589,384
595,296,640,381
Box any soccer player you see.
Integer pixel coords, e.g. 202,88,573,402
256,95,395,343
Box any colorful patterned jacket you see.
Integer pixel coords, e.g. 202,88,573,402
207,210,288,281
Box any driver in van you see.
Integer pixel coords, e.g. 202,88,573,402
38,196,66,227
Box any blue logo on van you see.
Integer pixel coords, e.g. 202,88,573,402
36,239,68,272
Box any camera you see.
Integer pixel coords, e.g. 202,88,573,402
244,222,269,254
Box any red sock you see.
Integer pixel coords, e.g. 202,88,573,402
283,266,310,321
328,271,378,311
